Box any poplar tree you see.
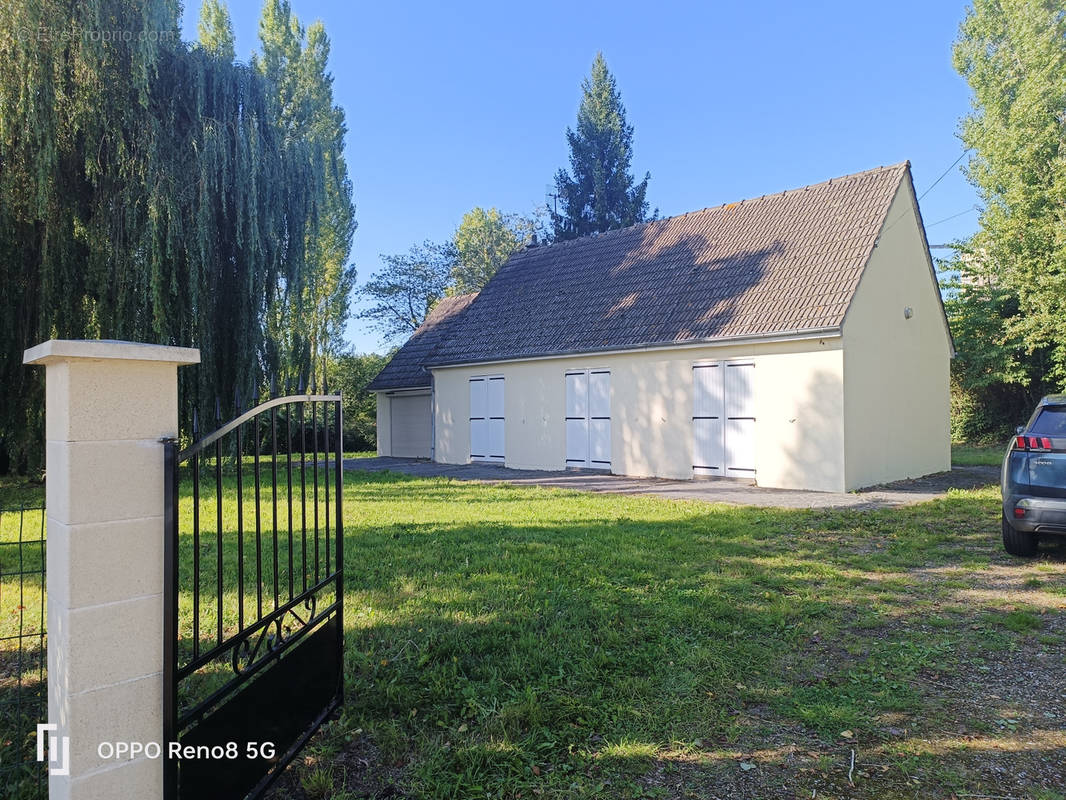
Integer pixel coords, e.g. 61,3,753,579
552,53,651,240
197,0,235,60
953,0,1066,380
256,0,357,390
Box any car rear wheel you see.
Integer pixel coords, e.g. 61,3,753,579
1002,515,1038,556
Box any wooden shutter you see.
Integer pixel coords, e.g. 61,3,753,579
724,362,755,474
693,364,724,474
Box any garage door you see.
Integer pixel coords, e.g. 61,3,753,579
566,370,611,469
390,394,432,458
470,376,504,462
693,361,755,477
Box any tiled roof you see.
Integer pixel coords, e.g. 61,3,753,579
366,293,478,391
426,162,911,367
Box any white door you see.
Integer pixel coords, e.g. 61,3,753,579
470,376,504,462
390,394,432,458
486,377,505,462
565,371,588,466
724,361,755,475
693,361,755,477
692,364,723,475
589,371,611,467
566,370,611,468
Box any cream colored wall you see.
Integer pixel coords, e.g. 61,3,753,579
432,338,847,492
375,392,391,456
23,339,199,799
841,180,953,490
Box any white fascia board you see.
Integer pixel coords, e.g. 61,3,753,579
379,387,431,396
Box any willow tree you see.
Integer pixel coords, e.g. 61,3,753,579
0,0,185,471
0,0,352,472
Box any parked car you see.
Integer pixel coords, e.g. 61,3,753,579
1002,395,1066,555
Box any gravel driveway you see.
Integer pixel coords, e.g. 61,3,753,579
343,457,999,509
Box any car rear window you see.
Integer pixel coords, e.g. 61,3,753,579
1030,406,1066,436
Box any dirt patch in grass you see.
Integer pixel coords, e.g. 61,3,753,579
864,464,1000,494
267,724,408,799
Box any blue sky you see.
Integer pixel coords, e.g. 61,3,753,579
179,0,980,354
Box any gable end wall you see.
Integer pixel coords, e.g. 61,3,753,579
841,180,952,490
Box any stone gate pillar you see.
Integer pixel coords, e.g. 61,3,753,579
24,340,199,800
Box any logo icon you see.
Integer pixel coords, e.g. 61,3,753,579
36,723,70,776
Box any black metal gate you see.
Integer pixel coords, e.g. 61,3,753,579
163,388,344,800
0,504,47,800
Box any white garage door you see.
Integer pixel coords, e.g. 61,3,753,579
390,394,432,458
470,376,504,462
693,361,755,477
566,370,611,469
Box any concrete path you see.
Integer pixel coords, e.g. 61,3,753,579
343,457,999,510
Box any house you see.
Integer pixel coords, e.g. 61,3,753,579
369,162,953,492
367,292,478,457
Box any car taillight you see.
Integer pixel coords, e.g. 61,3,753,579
1016,436,1054,451
1014,507,1026,518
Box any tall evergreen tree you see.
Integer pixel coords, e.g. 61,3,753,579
197,0,235,60
551,53,651,241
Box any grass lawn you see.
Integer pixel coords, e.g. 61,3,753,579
288,471,1065,800
4,469,1066,799
951,442,1007,467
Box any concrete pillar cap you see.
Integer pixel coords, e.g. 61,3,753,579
24,339,200,366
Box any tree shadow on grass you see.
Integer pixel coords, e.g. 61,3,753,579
268,471,1066,798
253,473,1066,797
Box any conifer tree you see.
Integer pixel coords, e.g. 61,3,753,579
552,53,651,240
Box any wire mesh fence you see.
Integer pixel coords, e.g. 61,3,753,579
0,504,47,800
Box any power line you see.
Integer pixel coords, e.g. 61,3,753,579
926,205,979,228
882,149,974,235
917,149,972,202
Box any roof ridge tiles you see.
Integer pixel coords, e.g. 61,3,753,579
516,163,908,255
